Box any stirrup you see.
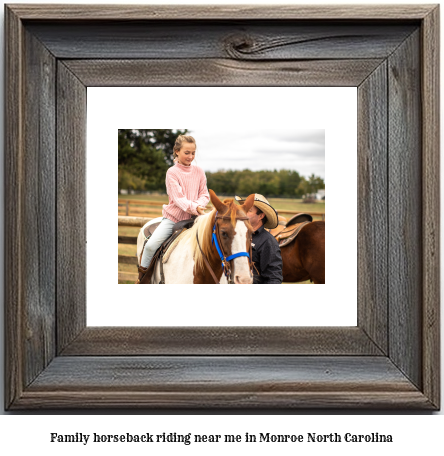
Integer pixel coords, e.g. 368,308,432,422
136,265,149,284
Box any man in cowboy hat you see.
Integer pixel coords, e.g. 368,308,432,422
235,194,283,284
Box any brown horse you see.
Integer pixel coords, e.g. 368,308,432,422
147,190,255,284
279,221,325,284
190,190,255,284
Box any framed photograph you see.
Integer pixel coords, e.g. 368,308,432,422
93,88,355,326
5,4,440,409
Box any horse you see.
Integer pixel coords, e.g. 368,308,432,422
136,190,255,284
278,221,325,284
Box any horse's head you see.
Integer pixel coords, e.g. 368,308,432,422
209,189,255,284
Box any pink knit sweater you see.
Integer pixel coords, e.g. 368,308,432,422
162,163,210,222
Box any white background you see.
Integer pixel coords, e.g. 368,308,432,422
88,87,357,326
0,0,442,452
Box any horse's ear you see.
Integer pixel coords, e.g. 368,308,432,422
209,189,226,212
241,194,255,213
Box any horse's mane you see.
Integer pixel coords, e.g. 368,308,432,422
180,199,247,272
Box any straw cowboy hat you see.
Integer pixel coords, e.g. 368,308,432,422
235,194,279,229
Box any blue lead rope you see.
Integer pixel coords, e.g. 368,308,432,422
226,252,250,261
212,212,250,274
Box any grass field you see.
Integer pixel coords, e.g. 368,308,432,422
118,194,323,284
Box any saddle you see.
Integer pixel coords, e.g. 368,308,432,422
143,217,194,242
268,213,313,248
286,213,313,227
138,217,196,284
143,221,161,239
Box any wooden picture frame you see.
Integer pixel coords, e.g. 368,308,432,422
5,4,440,410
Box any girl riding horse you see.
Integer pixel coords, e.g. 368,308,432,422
137,135,209,283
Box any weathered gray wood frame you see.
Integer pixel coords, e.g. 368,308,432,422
5,5,440,409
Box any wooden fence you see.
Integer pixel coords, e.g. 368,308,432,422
118,199,325,220
118,216,152,282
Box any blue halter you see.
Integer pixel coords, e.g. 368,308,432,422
212,211,250,279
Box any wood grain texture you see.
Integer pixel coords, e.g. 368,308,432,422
388,31,422,389
421,6,440,409
357,62,388,354
56,62,87,353
28,356,419,391
13,356,433,409
21,28,57,388
15,390,434,410
61,327,383,356
7,4,435,20
5,9,58,408
27,22,416,60
64,59,384,87
4,5,24,410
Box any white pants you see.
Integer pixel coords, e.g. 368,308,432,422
140,217,175,268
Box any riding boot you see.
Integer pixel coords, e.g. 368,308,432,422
135,265,149,284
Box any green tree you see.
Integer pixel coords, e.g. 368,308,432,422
118,168,146,192
208,169,324,198
306,174,325,194
118,129,188,192
257,170,280,196
237,170,259,196
277,169,303,197
136,129,188,167
297,174,324,197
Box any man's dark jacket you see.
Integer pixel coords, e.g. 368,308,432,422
251,225,283,284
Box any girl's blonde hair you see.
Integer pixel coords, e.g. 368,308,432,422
173,135,196,158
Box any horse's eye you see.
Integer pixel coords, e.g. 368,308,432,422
221,231,228,238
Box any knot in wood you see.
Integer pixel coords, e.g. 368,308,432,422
224,33,255,59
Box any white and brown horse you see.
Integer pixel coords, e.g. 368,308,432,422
137,190,255,284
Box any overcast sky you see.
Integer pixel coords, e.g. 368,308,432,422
186,128,325,178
